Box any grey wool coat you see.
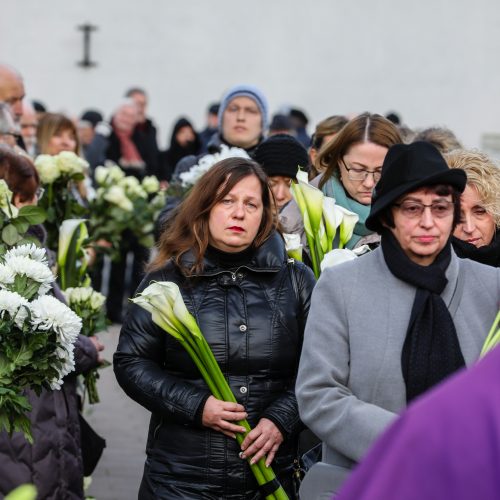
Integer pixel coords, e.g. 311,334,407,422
296,247,500,498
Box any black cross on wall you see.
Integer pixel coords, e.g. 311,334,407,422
77,23,98,68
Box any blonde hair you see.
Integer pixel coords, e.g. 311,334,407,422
445,149,500,227
37,113,80,155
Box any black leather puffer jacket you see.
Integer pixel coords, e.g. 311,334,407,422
114,232,315,499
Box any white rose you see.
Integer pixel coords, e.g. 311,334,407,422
55,151,88,175
35,155,60,184
94,166,109,186
104,185,134,212
142,176,160,194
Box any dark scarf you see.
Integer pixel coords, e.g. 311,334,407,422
451,233,500,268
381,230,465,402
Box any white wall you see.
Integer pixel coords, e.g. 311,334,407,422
1,0,500,149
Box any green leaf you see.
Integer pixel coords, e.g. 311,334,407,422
11,218,30,235
17,205,47,225
2,224,20,246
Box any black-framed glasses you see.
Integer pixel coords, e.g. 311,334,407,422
36,187,45,200
341,160,382,182
394,200,454,219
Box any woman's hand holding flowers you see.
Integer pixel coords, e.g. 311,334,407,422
240,418,284,467
202,395,248,439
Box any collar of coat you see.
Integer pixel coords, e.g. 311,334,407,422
180,231,287,277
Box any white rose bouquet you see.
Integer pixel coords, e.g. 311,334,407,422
34,152,90,252
89,165,166,258
63,286,108,404
0,244,81,442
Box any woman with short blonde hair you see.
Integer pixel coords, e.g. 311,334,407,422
446,149,500,266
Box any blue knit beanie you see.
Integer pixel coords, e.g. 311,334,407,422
218,84,269,132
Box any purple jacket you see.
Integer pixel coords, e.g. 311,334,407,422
337,345,500,500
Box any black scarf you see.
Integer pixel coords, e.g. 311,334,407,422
381,230,465,402
451,233,500,268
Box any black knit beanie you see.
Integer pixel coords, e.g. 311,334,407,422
253,134,308,179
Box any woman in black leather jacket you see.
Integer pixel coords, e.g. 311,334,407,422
114,157,315,499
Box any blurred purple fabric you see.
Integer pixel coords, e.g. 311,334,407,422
337,345,500,500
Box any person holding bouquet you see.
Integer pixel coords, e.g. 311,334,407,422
295,141,500,498
114,157,315,499
0,146,104,499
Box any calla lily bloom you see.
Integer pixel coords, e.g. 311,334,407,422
322,197,343,252
283,233,303,262
481,310,500,357
58,219,89,289
336,206,359,249
320,248,358,272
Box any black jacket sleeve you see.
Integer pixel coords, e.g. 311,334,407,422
113,279,211,425
260,262,316,437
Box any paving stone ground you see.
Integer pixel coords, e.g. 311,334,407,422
85,325,150,500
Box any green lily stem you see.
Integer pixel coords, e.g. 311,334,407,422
305,231,320,279
191,335,287,500
168,317,285,499
481,310,500,356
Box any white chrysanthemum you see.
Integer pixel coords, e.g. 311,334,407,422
104,185,134,212
55,151,88,175
142,175,160,194
64,286,106,311
30,295,82,386
5,244,48,265
3,255,55,295
0,289,29,328
35,154,60,184
180,145,250,188
0,263,15,286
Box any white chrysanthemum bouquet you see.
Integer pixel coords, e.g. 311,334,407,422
0,243,81,441
63,286,107,404
89,165,166,257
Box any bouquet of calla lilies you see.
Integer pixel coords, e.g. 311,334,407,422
480,310,500,357
290,169,359,278
132,281,289,500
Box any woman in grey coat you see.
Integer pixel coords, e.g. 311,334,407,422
296,141,500,499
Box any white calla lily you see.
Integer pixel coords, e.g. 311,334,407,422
320,248,358,271
336,206,359,248
283,233,303,261
322,197,344,251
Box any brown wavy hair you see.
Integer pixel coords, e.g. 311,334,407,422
151,157,278,275
317,112,402,189
0,145,39,203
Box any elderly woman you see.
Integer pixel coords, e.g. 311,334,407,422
114,157,315,499
445,149,500,267
296,141,500,498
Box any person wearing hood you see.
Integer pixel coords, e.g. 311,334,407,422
158,117,201,183
295,141,500,499
206,84,268,156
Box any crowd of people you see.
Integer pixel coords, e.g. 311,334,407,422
1,60,500,500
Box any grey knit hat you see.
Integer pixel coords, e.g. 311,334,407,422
218,84,269,132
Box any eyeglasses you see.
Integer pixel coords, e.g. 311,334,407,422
394,200,455,219
341,160,382,182
36,187,45,200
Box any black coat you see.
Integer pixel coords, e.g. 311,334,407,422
106,118,159,179
114,232,315,499
0,335,98,500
